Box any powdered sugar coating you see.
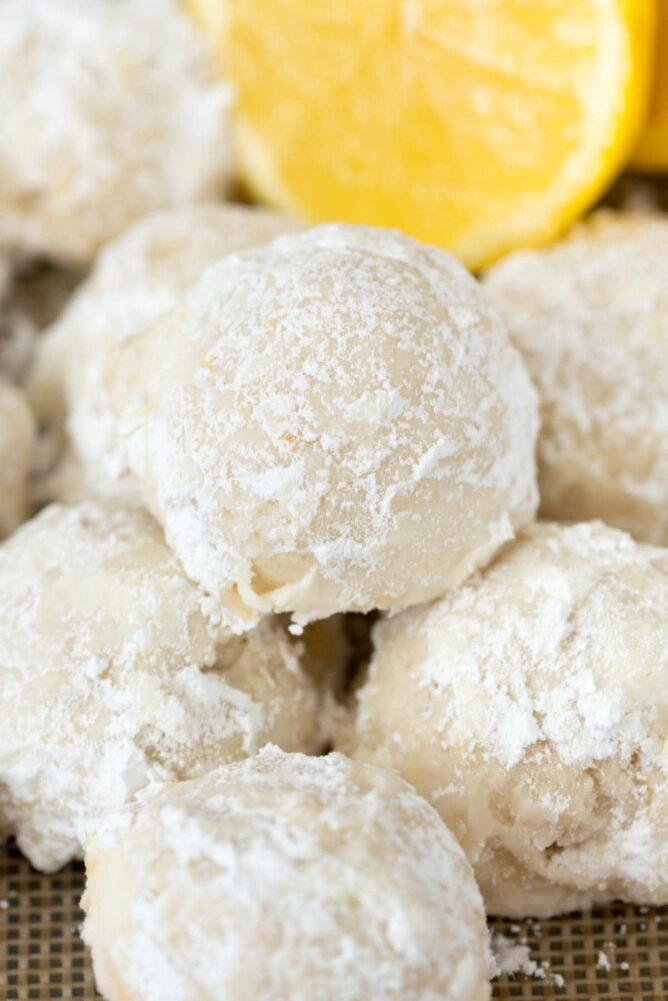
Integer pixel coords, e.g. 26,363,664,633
29,204,303,504
0,381,33,537
108,224,539,628
339,521,668,917
0,0,232,265
0,503,319,872
485,211,668,545
82,748,490,1001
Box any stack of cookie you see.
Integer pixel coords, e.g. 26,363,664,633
0,3,666,1000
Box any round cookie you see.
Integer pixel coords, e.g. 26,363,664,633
338,521,668,917
485,211,668,545
82,748,491,1001
0,0,231,265
107,224,539,628
0,502,319,872
0,381,33,538
29,204,303,502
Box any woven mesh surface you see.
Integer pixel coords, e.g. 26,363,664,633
1,844,667,1000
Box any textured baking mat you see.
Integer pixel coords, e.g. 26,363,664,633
0,843,666,1000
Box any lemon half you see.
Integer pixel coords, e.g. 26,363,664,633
633,0,668,170
192,0,655,269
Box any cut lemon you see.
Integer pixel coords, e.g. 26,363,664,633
633,0,668,169
191,0,655,270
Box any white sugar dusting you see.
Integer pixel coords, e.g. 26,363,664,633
29,204,303,502
108,223,538,628
0,503,319,872
486,211,668,545
82,749,490,1001
490,932,565,989
345,519,668,917
0,0,232,264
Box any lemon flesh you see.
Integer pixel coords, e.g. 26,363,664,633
193,0,655,269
